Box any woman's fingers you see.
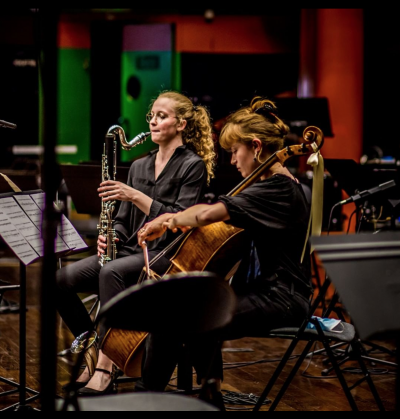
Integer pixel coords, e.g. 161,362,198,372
97,235,107,254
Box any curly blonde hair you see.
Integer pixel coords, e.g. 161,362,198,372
150,91,216,185
219,97,290,161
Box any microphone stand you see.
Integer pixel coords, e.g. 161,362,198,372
356,200,370,233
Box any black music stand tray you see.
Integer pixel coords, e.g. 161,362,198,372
311,232,400,411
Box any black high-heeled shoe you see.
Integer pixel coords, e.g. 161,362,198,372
63,331,99,393
62,379,90,392
77,366,120,397
62,367,91,392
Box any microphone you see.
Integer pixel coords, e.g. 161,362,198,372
0,119,17,129
338,180,397,205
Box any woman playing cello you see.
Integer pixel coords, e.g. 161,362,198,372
135,97,314,409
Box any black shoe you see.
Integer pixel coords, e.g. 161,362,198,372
62,380,90,392
202,391,226,411
77,368,119,397
199,379,226,411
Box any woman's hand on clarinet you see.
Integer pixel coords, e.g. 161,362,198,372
97,235,119,257
98,180,135,202
97,235,107,257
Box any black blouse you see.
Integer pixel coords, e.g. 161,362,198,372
114,145,207,256
218,174,312,293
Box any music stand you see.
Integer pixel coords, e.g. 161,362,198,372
0,189,89,411
60,164,130,216
311,232,400,411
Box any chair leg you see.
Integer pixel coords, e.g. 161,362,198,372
253,336,304,411
177,344,194,392
320,336,359,411
322,340,398,376
254,280,334,411
351,341,385,411
267,340,316,412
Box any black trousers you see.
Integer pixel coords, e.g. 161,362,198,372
134,284,311,392
55,251,171,343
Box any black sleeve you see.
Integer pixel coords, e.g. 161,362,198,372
149,160,207,219
218,177,297,233
113,164,135,244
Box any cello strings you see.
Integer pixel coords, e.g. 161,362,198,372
147,230,190,268
144,152,274,271
138,231,190,283
144,133,323,273
145,151,281,270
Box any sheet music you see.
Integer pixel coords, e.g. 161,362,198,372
14,193,70,254
28,192,88,252
30,192,45,211
0,209,39,265
0,197,44,257
58,214,88,252
14,195,43,226
0,192,88,265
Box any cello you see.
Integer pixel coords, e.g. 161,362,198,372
102,126,324,377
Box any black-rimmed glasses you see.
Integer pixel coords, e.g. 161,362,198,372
146,112,179,124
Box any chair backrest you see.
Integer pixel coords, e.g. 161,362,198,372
99,271,237,338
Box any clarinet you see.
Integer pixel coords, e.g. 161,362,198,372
97,126,151,267
97,133,118,267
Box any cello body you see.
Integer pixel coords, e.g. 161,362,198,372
102,126,325,377
102,222,248,377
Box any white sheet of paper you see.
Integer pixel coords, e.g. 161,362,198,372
14,193,80,255
30,192,45,211
58,215,88,252
0,197,44,257
14,195,43,226
0,209,39,265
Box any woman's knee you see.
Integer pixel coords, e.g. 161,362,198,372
56,266,73,291
98,263,123,289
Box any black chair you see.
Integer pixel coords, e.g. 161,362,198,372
251,276,385,412
58,271,237,411
311,232,400,411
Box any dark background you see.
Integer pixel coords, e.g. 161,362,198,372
0,8,399,230
2,8,399,160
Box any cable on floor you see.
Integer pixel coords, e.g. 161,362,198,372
222,391,271,411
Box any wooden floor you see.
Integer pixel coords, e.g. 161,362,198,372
0,247,397,411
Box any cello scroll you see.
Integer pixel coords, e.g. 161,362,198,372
275,126,324,167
